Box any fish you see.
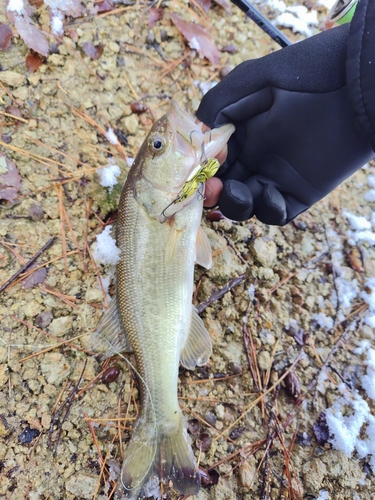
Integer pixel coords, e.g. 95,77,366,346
92,101,234,499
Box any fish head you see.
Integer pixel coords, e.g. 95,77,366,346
132,101,234,202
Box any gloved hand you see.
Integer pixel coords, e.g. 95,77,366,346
196,0,375,225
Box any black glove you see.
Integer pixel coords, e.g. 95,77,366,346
196,0,375,225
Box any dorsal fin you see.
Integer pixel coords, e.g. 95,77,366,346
90,296,133,357
180,308,212,370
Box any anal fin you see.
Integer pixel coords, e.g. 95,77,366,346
90,296,133,357
180,308,212,370
195,226,212,270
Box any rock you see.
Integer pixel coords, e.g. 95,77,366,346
250,237,277,267
238,457,257,489
222,340,243,364
0,365,8,388
18,426,40,444
302,457,327,493
34,311,53,329
215,404,225,420
49,315,73,337
24,299,43,318
257,350,271,371
0,70,26,87
86,287,103,303
321,450,364,488
123,114,139,134
0,416,9,438
65,473,98,499
40,352,71,384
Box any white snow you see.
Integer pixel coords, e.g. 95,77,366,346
189,36,201,51
316,490,330,500
368,174,375,188
364,190,375,202
96,161,121,191
194,79,218,96
126,157,134,168
360,348,375,400
93,225,121,266
313,312,334,330
274,5,318,37
248,283,255,301
50,10,64,36
106,128,119,145
343,211,371,231
7,0,24,13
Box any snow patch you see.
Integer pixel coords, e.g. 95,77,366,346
96,161,121,191
106,128,119,145
93,225,121,266
274,5,318,37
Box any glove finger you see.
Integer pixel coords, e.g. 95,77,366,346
218,179,254,221
247,179,287,225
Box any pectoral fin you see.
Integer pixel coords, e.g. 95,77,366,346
89,296,133,357
180,308,212,370
166,224,182,265
195,226,212,270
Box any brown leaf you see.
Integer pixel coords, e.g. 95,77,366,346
22,267,47,289
148,7,163,28
7,1,49,57
213,0,232,14
82,41,103,60
170,13,220,66
0,22,13,51
0,154,21,204
195,0,211,12
95,0,115,13
26,51,43,72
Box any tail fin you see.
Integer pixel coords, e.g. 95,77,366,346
115,415,200,499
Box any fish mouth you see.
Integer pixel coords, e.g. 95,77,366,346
167,100,204,157
166,100,235,182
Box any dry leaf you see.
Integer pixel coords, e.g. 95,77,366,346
0,154,22,204
7,0,49,57
22,267,47,289
26,51,43,72
195,0,211,12
0,22,13,51
170,13,220,66
148,7,163,28
95,0,115,13
83,42,104,60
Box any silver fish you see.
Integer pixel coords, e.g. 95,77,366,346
92,101,234,499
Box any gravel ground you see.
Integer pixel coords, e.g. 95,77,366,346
1,1,375,499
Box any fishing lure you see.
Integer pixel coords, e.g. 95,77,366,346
160,158,220,223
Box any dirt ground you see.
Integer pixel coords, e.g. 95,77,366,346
1,1,375,499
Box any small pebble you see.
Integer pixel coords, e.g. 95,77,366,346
196,432,211,452
18,426,40,444
34,311,53,329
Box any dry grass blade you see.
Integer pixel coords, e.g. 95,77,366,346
213,353,303,442
0,237,55,293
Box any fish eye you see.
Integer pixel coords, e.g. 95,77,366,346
151,136,166,154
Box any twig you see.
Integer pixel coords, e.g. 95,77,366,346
218,228,247,265
196,273,246,314
0,237,55,293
